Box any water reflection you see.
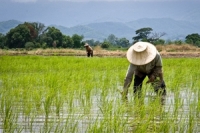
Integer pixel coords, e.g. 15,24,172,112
121,92,165,132
0,89,200,132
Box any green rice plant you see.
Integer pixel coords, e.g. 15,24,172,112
54,91,64,117
43,90,54,124
0,56,200,132
0,92,19,133
196,90,200,118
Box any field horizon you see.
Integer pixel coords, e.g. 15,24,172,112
0,44,200,58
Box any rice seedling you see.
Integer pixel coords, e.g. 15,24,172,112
0,56,200,132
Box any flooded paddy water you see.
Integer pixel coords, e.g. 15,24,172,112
0,56,200,132
1,88,200,133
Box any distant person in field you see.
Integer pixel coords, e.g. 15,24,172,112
84,43,93,57
122,41,166,99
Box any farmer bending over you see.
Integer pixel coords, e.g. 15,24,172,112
84,43,93,57
122,42,166,99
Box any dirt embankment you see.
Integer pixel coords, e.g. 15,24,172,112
0,44,200,58
157,44,200,58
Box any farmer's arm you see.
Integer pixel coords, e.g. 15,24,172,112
149,53,163,82
146,52,163,83
122,64,135,96
123,64,135,89
155,53,163,81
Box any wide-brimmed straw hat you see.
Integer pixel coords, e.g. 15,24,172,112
126,42,157,65
84,43,89,47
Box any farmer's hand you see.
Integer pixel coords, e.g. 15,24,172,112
146,75,155,84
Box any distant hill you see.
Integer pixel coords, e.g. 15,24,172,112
0,20,22,34
54,18,200,41
54,22,135,41
126,18,200,41
1,19,200,42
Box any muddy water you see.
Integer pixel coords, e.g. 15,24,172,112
0,89,200,133
152,89,200,132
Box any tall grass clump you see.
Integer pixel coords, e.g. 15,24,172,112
0,55,200,132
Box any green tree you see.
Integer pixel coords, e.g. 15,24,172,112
24,22,38,41
85,39,95,46
174,40,183,45
185,33,200,46
6,24,31,48
72,34,84,48
30,22,46,43
117,37,130,47
32,22,45,36
94,40,101,46
148,32,166,44
25,42,35,50
42,27,63,48
101,41,110,48
132,27,166,44
153,39,165,45
23,22,45,42
0,33,6,49
84,39,101,46
133,27,153,42
40,34,53,48
196,41,200,47
62,35,74,48
107,34,117,45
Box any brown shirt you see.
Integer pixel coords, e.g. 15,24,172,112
124,52,163,88
85,46,93,53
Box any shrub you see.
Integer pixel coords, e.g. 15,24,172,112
101,41,110,48
25,42,35,50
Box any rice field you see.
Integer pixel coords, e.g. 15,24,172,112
0,55,200,133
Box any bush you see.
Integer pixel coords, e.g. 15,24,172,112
195,41,200,47
41,43,47,49
101,41,110,48
25,42,35,50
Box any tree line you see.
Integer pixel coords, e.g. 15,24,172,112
0,22,200,49
0,22,84,49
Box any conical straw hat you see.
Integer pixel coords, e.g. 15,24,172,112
126,42,157,65
84,43,89,46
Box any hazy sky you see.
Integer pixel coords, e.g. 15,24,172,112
9,0,199,2
1,0,199,27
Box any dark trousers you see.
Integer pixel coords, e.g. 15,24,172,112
134,75,166,96
87,51,93,57
133,75,146,95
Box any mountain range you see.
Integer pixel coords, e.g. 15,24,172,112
1,18,200,42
